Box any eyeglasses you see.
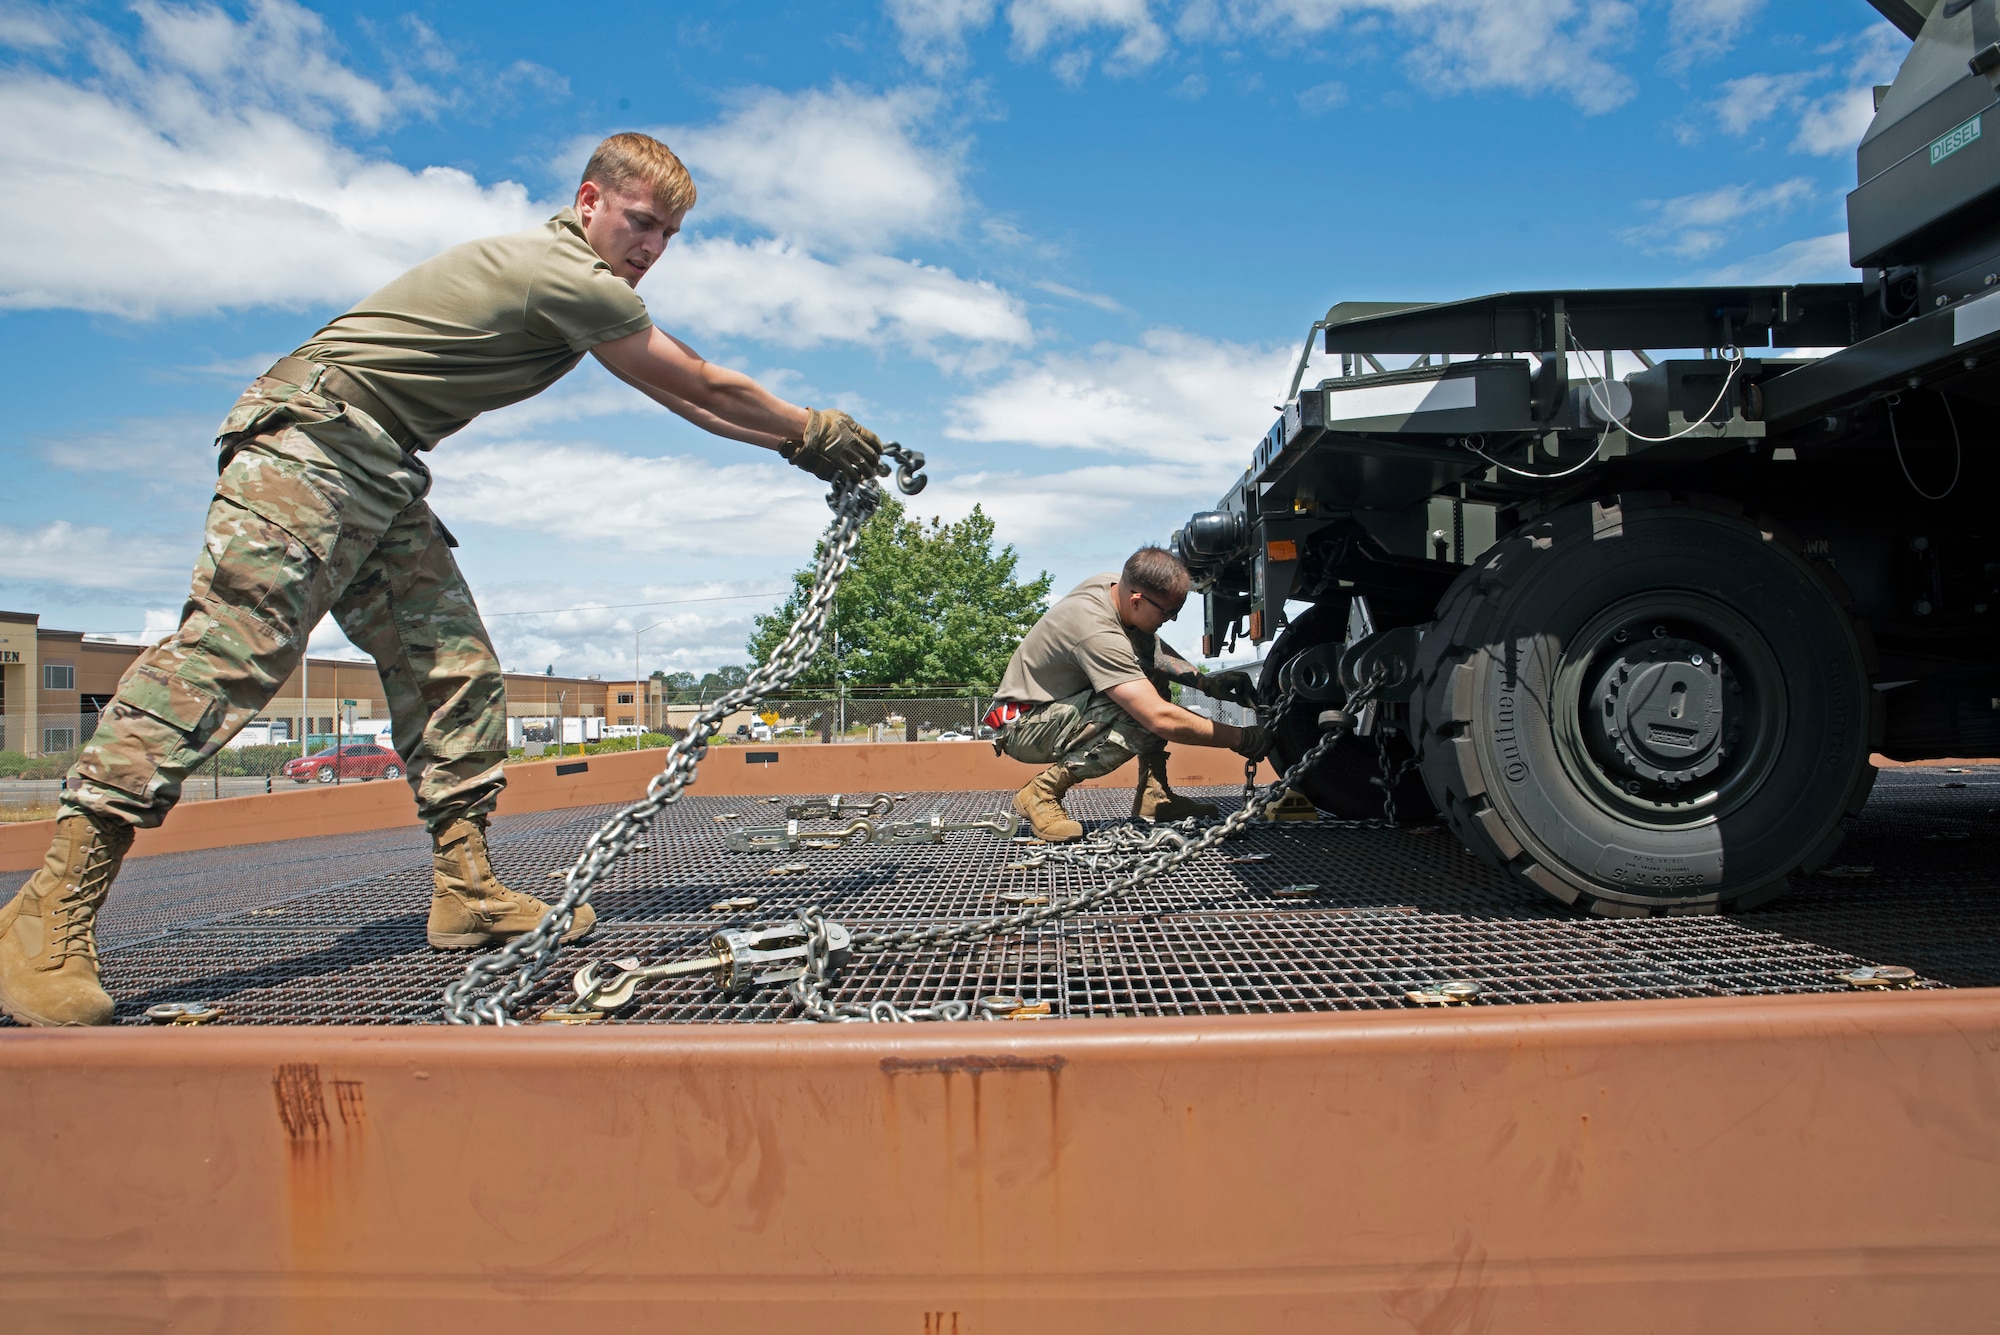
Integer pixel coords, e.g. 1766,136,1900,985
1136,591,1184,620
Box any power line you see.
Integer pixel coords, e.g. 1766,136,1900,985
481,591,788,619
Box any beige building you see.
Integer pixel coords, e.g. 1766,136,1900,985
0,608,642,756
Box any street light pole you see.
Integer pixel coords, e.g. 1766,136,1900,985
634,617,673,749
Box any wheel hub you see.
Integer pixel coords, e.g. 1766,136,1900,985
1583,629,1737,790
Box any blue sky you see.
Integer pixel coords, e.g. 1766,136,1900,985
0,0,1903,678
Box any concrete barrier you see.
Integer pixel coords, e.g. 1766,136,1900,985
0,743,1276,871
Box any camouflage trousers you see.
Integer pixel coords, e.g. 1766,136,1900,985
64,374,508,833
998,687,1164,781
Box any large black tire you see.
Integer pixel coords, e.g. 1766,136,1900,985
1412,493,1880,915
1259,600,1434,822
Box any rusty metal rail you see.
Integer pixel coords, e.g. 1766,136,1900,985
5,767,1993,1026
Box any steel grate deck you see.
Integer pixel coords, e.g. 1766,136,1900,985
5,768,1998,1025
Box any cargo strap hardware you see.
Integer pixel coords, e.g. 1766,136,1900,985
783,793,896,820
725,811,1020,853
1404,981,1487,1006
562,919,856,1016
146,1001,223,1025
1834,965,1918,989
440,444,928,1025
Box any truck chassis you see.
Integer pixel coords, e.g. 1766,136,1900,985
1176,0,2000,913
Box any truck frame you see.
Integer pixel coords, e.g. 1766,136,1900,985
1175,0,2000,914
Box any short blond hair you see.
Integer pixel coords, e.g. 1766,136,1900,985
579,133,697,215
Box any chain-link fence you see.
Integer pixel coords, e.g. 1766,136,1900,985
651,689,1254,747
728,696,998,744
0,711,100,760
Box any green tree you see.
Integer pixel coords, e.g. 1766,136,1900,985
697,665,750,698
748,499,1051,689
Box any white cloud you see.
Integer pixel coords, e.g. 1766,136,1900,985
0,521,189,593
1621,178,1814,260
474,582,784,679
0,3,542,317
1297,80,1349,114
662,85,966,253
897,0,1649,111
925,460,1227,546
0,2,65,48
1030,279,1129,312
37,413,223,493
1709,70,1817,136
655,237,1033,353
1010,0,1170,71
0,4,1033,361
1663,0,1763,73
1708,24,1907,158
1702,231,1852,284
885,0,1000,72
1793,86,1878,157
427,438,831,556
945,327,1290,465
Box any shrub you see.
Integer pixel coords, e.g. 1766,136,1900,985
0,750,29,779
16,750,78,780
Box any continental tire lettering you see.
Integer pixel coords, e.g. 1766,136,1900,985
1495,692,1527,783
1607,867,1707,887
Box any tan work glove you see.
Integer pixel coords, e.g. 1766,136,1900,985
1230,722,1270,759
783,408,884,485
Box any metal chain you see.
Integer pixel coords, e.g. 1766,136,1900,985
1374,723,1420,829
784,674,1387,1022
439,447,921,1025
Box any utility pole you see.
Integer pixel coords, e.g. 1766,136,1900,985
300,645,309,760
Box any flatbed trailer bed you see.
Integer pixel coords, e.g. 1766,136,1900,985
4,774,1998,1329
8,768,1995,1026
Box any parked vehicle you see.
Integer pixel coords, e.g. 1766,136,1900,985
282,744,405,785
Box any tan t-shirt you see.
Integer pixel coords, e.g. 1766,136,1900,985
292,208,653,448
995,575,1188,704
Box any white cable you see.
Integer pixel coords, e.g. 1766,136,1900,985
1465,433,1609,480
1569,334,1746,443
1886,392,1962,502
1457,335,1747,480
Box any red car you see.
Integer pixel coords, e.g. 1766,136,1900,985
282,744,405,784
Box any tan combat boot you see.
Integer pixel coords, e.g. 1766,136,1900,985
1013,765,1084,843
1132,752,1219,822
427,815,597,950
0,812,135,1026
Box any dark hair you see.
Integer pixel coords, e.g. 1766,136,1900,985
1120,547,1190,603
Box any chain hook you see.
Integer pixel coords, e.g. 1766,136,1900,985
883,441,928,494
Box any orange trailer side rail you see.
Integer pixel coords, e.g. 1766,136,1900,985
2,989,1997,1331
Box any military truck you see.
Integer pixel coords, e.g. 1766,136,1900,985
1173,0,2000,915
